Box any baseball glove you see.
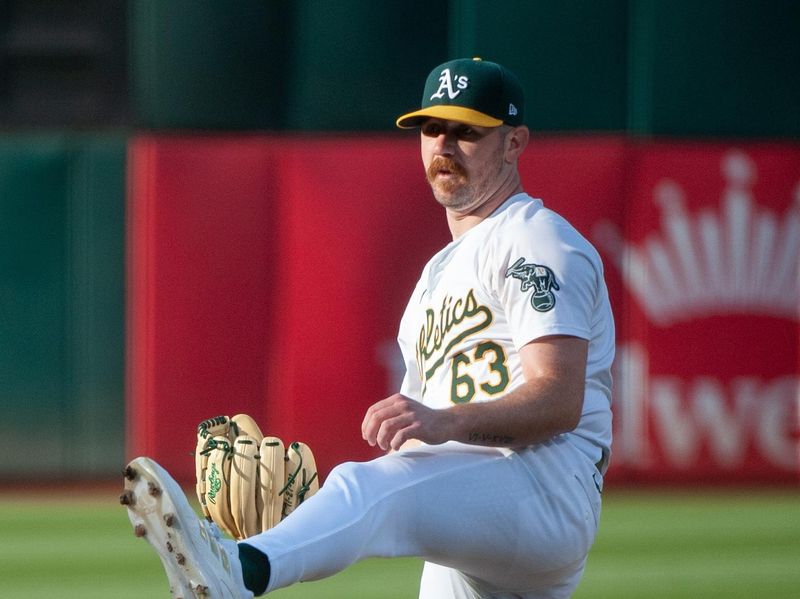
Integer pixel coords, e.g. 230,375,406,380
194,414,319,540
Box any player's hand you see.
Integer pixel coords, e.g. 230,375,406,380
361,394,453,451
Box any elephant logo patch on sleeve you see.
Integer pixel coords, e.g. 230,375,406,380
505,257,560,312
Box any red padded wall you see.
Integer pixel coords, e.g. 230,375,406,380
127,134,799,485
127,136,283,477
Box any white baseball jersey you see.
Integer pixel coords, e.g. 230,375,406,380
398,192,614,459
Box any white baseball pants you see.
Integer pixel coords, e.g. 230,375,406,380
241,437,603,598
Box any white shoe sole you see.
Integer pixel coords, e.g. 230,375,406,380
121,457,248,598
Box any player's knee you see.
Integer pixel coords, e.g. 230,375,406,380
328,458,395,499
326,460,358,482
325,460,366,490
322,461,375,509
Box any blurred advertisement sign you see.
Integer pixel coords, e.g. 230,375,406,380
594,146,799,483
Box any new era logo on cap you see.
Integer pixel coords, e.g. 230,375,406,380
396,57,525,129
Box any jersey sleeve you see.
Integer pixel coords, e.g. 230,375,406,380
399,370,423,402
494,213,600,350
397,314,424,402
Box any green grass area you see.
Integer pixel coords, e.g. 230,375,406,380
0,487,798,598
575,489,800,599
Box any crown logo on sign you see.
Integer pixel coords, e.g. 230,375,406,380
593,150,800,325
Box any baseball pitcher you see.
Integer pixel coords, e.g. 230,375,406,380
122,57,614,599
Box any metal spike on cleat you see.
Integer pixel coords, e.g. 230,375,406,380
121,457,251,598
123,465,137,481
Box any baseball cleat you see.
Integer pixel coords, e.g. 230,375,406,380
122,456,254,598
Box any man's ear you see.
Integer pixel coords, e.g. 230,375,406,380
505,126,530,163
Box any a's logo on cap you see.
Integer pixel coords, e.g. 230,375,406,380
430,68,469,101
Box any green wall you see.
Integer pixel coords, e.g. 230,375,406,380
0,136,126,477
633,1,800,137
130,0,799,136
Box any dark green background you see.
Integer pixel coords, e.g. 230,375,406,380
131,0,800,136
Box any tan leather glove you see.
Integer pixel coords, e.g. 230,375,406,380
194,414,319,540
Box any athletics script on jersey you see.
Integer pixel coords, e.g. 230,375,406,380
414,259,561,401
415,288,492,393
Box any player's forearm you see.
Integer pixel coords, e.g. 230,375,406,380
443,377,583,448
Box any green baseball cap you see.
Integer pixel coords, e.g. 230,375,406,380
396,57,525,129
